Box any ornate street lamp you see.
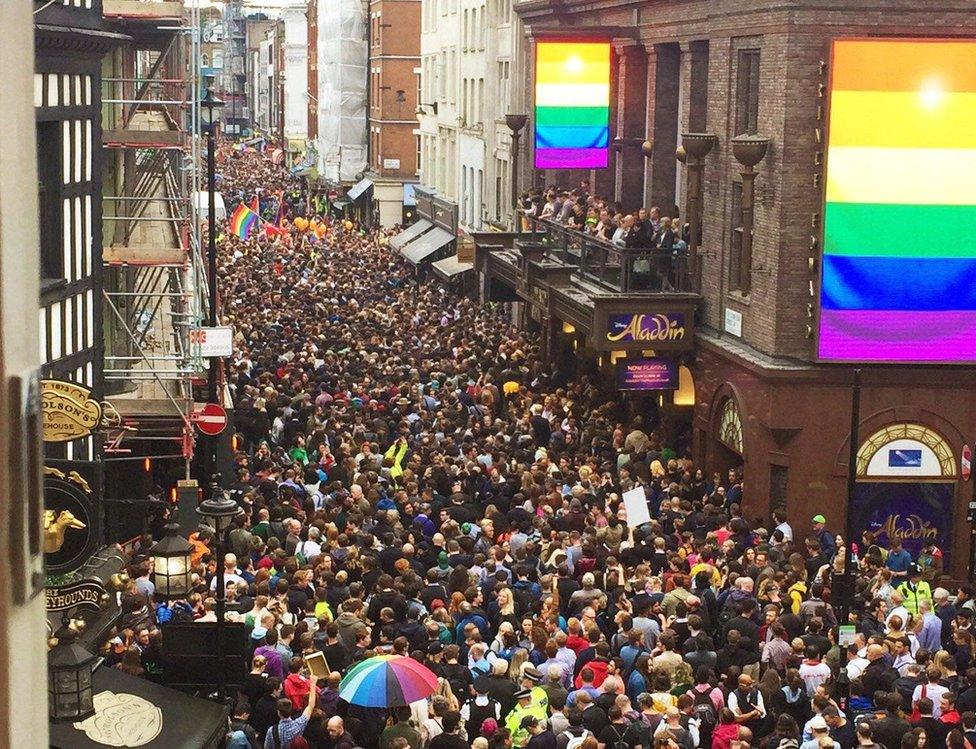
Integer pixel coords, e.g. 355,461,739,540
49,628,97,722
731,135,769,295
196,479,243,702
151,523,193,600
679,132,717,292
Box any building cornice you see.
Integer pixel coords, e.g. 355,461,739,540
35,23,129,55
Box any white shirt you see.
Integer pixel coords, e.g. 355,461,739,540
776,521,794,542
656,718,700,747
727,689,766,718
913,683,949,718
210,571,247,591
846,656,870,681
296,539,322,559
799,660,832,696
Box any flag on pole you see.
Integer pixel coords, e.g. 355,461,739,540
229,203,259,239
273,190,285,227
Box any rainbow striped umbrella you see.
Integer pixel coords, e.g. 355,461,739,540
338,655,439,707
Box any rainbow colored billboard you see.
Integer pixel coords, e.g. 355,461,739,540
534,41,610,170
818,38,976,363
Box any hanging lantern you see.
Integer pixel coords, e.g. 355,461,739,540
48,633,97,722
151,523,193,600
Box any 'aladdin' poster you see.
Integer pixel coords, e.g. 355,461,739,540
852,481,954,564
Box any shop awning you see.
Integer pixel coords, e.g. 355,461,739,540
389,218,433,251
289,157,314,176
346,177,373,202
49,667,228,749
432,255,474,279
401,226,454,265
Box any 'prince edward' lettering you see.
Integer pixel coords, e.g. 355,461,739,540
606,313,686,343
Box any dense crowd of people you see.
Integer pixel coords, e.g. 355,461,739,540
109,145,976,749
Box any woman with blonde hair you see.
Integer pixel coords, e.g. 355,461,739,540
507,648,529,683
491,588,518,632
434,677,460,712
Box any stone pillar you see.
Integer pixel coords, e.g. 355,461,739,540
614,42,649,211
645,43,679,213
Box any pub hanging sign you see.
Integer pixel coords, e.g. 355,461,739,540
41,379,102,442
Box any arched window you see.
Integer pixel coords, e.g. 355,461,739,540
856,423,956,479
717,397,743,455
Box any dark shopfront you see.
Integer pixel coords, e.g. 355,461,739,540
535,281,699,447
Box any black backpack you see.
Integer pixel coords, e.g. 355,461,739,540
607,723,629,749
692,687,718,742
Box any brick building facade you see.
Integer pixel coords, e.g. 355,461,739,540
369,0,421,226
511,0,976,577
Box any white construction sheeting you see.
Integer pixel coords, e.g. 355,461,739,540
316,0,367,183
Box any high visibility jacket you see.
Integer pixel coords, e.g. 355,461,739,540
383,441,408,479
897,579,932,616
505,689,549,747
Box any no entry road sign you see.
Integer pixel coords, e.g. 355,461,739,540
191,403,227,436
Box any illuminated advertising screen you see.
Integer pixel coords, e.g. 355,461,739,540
534,41,610,170
616,358,677,391
818,39,976,363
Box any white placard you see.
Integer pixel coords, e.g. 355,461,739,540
622,487,651,528
190,326,233,357
724,307,743,337
383,158,401,170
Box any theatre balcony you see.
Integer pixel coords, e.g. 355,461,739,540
474,217,700,363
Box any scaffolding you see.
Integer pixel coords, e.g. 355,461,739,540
101,0,209,474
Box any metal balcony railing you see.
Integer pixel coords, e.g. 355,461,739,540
519,215,693,294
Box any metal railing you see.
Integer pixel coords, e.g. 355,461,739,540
518,215,692,294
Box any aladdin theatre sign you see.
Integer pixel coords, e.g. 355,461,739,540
598,310,694,351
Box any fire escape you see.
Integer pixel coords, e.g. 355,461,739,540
101,0,208,476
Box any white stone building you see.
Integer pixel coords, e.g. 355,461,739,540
280,3,309,158
417,0,525,230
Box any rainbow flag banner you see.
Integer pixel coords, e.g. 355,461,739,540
229,202,259,240
819,38,976,363
534,41,611,170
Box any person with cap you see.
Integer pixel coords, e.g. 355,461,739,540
522,714,558,749
811,515,836,560
521,664,550,714
801,715,831,749
897,565,932,617
462,678,502,744
506,687,549,748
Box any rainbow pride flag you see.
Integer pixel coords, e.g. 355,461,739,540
229,202,259,240
818,39,976,363
534,41,610,170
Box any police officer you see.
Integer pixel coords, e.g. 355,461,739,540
506,687,548,747
897,564,933,617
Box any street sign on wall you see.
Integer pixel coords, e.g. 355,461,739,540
189,326,233,357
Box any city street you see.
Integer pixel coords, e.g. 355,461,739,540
1,1,975,747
